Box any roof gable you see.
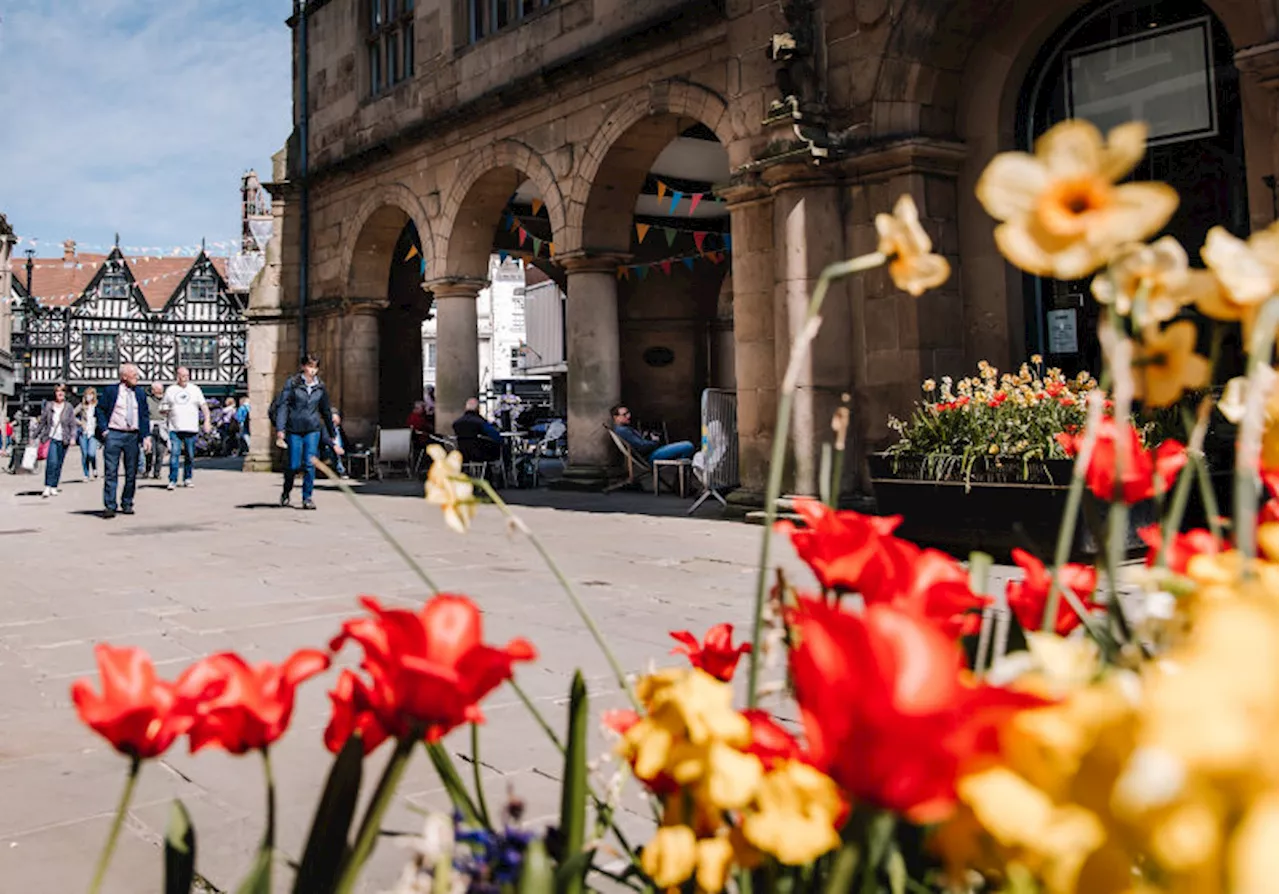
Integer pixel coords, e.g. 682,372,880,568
20,248,233,311
75,247,152,315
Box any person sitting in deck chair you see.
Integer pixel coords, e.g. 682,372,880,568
610,405,695,462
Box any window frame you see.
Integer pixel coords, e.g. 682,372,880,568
99,272,129,300
178,335,219,370
367,0,415,96
466,0,553,45
189,274,217,303
84,333,119,366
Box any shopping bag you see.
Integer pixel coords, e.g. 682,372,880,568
37,440,49,461
21,446,38,471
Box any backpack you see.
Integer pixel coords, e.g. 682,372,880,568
268,381,290,429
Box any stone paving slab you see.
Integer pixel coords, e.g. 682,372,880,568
0,459,826,893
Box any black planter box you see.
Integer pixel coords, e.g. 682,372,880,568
867,453,1158,562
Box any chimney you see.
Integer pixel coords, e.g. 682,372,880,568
62,239,77,264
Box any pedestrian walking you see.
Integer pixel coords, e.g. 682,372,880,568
160,366,212,489
145,383,170,479
274,354,341,510
75,387,100,479
34,383,79,497
236,396,251,456
95,364,152,519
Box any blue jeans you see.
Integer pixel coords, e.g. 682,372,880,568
102,430,141,511
284,431,321,502
169,431,197,483
651,440,695,461
79,433,98,477
44,440,68,488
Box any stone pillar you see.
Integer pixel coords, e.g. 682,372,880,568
559,253,624,487
339,304,381,445
425,278,483,427
1235,42,1279,231
763,164,856,497
723,183,777,496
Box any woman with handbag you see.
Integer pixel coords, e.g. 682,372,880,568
34,383,80,497
76,387,100,479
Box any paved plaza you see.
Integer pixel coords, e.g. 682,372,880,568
0,455,823,893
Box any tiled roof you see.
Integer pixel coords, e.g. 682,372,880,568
14,252,231,310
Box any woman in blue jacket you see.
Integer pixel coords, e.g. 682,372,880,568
273,355,341,510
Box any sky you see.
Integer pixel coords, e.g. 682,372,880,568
0,0,292,257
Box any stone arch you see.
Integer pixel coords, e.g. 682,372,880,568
562,80,733,255
436,139,566,279
340,182,434,298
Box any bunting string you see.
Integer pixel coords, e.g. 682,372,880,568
615,247,731,280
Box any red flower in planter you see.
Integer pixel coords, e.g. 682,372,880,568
1055,418,1186,504
1137,524,1220,574
788,599,1045,823
71,644,215,759
1006,549,1100,636
324,669,392,754
329,594,536,744
176,649,330,754
778,500,916,597
669,624,752,682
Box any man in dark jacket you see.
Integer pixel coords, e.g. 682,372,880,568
274,354,341,510
95,363,152,518
451,397,502,463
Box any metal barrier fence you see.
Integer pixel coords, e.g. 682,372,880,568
689,388,738,513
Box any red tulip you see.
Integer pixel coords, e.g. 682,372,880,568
669,623,752,682
788,598,1045,823
1137,524,1220,574
324,669,392,755
1055,418,1186,504
178,649,330,754
778,499,917,598
741,709,806,770
894,548,988,638
1262,470,1279,526
1006,549,1100,636
328,594,536,746
71,644,213,759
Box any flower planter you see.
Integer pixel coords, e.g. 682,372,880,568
867,453,1159,561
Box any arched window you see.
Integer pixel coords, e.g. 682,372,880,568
1019,0,1247,371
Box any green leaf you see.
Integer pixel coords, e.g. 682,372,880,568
518,838,555,894
164,799,196,894
553,849,594,891
822,840,859,894
557,671,589,894
235,844,273,894
425,742,485,827
291,734,365,894
886,844,906,894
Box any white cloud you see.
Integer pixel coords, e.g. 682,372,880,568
0,0,292,253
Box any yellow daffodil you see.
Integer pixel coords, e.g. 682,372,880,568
424,444,476,533
1198,223,1279,329
875,194,951,296
1133,321,1211,407
1217,370,1279,471
641,824,697,888
741,760,842,865
976,120,1178,279
1091,237,1216,328
1229,796,1278,894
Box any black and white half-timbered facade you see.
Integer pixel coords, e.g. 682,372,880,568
13,244,247,404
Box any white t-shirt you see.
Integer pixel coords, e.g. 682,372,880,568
163,383,206,433
49,403,67,441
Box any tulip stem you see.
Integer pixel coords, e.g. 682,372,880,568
469,724,492,829
262,748,276,853
87,756,140,894
1155,399,1212,569
315,459,442,595
335,735,416,894
473,479,637,709
1233,297,1278,569
748,252,887,709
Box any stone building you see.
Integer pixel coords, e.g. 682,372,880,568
247,0,1277,496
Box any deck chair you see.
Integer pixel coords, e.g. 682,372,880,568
688,419,729,513
603,424,652,493
374,427,413,479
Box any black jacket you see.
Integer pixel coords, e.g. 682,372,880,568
274,376,337,437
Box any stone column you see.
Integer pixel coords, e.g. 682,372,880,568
339,303,381,445
425,278,484,427
1234,42,1279,231
723,183,776,496
762,164,856,497
559,253,624,487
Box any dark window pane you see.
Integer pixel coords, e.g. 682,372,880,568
369,41,382,93
387,32,399,82
404,24,414,76
495,0,510,29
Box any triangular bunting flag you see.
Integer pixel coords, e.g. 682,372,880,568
636,223,651,244
669,190,684,214
499,249,509,262
663,227,678,247
688,193,703,215
682,257,696,270
722,233,732,251
548,242,556,257
616,266,628,280
404,244,420,261
531,236,543,256
507,213,519,232
659,260,673,276
420,257,427,277
693,231,708,252
709,251,724,265
637,265,650,280
531,197,543,216
518,227,528,245
656,181,667,202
